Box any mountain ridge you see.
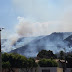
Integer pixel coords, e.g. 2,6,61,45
8,32,72,57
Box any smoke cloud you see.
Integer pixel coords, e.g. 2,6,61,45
9,0,72,47
2,0,72,53
9,34,20,45
15,16,61,37
15,13,72,37
6,10,72,47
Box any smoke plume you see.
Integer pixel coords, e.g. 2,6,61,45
9,12,72,46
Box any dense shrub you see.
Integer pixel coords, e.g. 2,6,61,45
66,56,72,68
2,53,38,72
2,61,11,68
38,59,58,67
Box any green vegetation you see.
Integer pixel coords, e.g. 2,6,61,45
66,55,72,68
37,50,57,59
59,51,64,60
2,61,10,68
38,58,58,67
2,53,38,72
2,49,72,72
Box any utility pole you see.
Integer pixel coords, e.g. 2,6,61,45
0,28,4,72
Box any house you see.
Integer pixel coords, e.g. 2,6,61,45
35,59,63,72
35,59,72,72
37,67,63,72
18,67,63,72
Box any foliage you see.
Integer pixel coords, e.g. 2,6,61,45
59,51,64,60
66,56,72,68
10,53,25,67
2,53,9,62
38,58,58,67
37,50,57,59
2,53,38,72
2,53,27,68
26,58,38,72
27,58,38,68
2,61,11,68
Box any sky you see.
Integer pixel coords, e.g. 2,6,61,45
0,0,72,39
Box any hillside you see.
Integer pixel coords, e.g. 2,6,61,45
8,32,72,57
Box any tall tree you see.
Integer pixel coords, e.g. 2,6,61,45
59,51,64,60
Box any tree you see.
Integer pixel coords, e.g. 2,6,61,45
38,58,58,67
59,51,64,60
2,53,9,62
37,50,57,59
21,58,38,72
8,53,27,68
28,58,38,72
28,58,35,72
66,56,72,68
2,53,27,72
2,53,38,72
33,62,38,72
2,61,11,72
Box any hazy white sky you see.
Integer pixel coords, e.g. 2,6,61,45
0,0,72,38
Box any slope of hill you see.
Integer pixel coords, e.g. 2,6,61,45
9,32,72,57
65,35,72,48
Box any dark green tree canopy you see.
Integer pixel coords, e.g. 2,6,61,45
38,59,58,67
66,56,72,68
2,61,11,69
59,51,65,60
2,53,27,68
2,53,38,71
37,50,57,59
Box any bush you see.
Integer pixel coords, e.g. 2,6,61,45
2,53,38,72
66,56,72,68
38,59,58,67
2,53,27,68
2,61,11,68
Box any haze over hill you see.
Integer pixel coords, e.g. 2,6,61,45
1,32,72,57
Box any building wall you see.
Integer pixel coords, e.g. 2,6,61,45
57,67,63,72
65,68,72,72
3,67,72,72
2,68,19,72
19,67,61,72
19,68,37,72
37,67,57,72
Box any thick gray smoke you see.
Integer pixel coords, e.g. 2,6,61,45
2,11,72,53
16,12,72,37
16,16,51,37
9,0,72,51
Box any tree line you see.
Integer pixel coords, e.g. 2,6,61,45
37,50,72,68
2,53,38,72
2,50,72,72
